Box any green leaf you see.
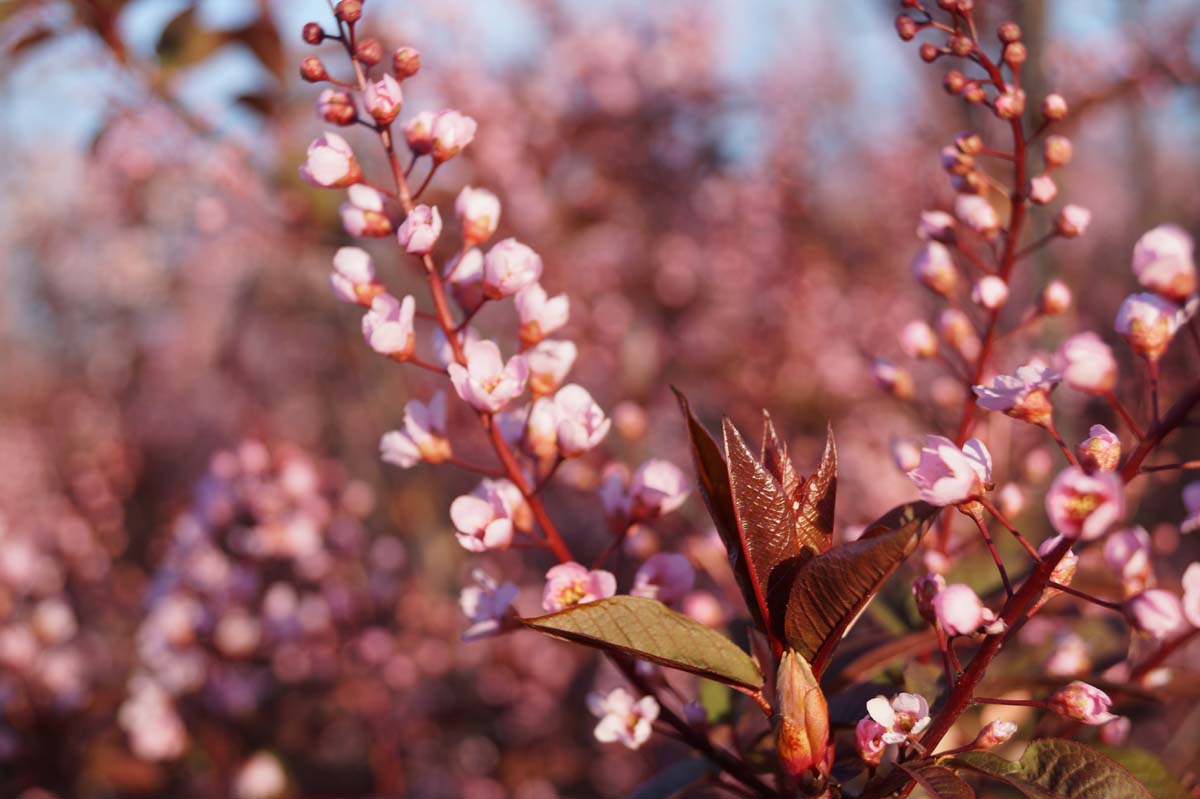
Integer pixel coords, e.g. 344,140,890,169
699,678,733,724
521,596,763,690
796,423,836,553
903,660,944,701
949,739,1155,799
1091,745,1188,799
673,388,765,633
783,501,938,673
628,758,714,799
897,762,975,799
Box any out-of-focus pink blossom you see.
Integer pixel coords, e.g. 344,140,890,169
403,110,436,154
955,194,999,237
526,340,577,396
553,384,610,457
455,186,501,245
445,248,485,311
917,210,955,242
997,483,1025,518
682,591,725,628
396,204,442,255
460,568,519,641
900,320,938,359
1053,333,1117,394
973,364,1059,426
855,717,888,765
1043,134,1073,167
891,438,921,473
431,110,478,162
1048,681,1116,725
630,553,695,605
1042,93,1068,120
1103,527,1152,596
971,275,1010,310
340,184,398,237
1045,631,1090,677
994,87,1026,119
483,238,543,298
866,692,930,744
316,88,356,125
1132,224,1195,301
1115,292,1182,361
361,293,416,358
587,687,658,750
433,325,480,368
1038,535,1079,588
299,132,361,188
1055,204,1091,238
449,490,513,552
910,242,957,296
1045,467,1124,541
118,679,188,761
973,720,1017,748
906,435,991,506
1126,589,1186,640
1182,563,1200,628
1029,174,1057,205
542,562,616,611
329,246,381,305
938,308,981,361
1077,425,1120,473
233,751,287,799
515,283,569,346
628,459,689,520
447,340,529,412
364,74,403,124
380,392,451,468
1099,717,1131,746
872,358,913,400
1040,280,1072,315
932,583,1004,636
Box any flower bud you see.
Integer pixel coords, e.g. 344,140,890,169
1029,174,1057,205
997,483,1024,518
994,88,1026,119
300,56,328,83
404,111,436,155
901,320,939,359
1003,42,1027,66
1077,425,1120,473
1104,526,1152,596
1042,93,1068,121
329,246,383,306
1132,224,1196,302
1039,535,1079,587
397,204,443,255
456,186,501,246
776,650,830,778
939,308,981,361
340,184,399,237
364,74,403,125
1055,204,1091,238
393,46,421,79
918,210,956,242
1044,135,1073,168
302,22,324,45
1114,292,1182,362
335,1,363,23
912,573,946,624
872,358,914,401
943,70,967,94
431,110,478,163
997,22,1022,43
974,364,1059,426
955,194,999,237
941,146,975,176
973,720,1017,748
896,15,918,41
948,34,973,58
1126,590,1186,640
356,37,382,67
919,43,941,63
1098,717,1130,746
300,132,362,188
891,437,922,473
962,82,986,104
1048,681,1116,725
1039,280,1072,315
972,275,1010,310
855,718,888,766
317,89,357,126
911,241,958,296
483,238,543,298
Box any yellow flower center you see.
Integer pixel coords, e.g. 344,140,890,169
1065,491,1101,521
556,579,588,607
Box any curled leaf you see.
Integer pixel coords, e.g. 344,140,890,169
898,762,976,799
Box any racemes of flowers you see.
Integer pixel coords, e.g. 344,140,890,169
298,2,1198,798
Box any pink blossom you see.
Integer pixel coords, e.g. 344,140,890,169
1045,631,1090,677
455,186,501,245
526,340,577,396
997,483,1025,517
1038,535,1079,588
1077,424,1120,473
433,325,480,368
403,110,436,154
1040,280,1072,315
917,210,955,242
1132,224,1195,301
1045,467,1124,541
459,568,519,641
900,320,938,359
329,246,379,305
587,687,659,750
974,720,1017,748
1053,333,1117,394
1115,292,1182,361
445,248,485,312
379,392,451,468
973,364,1059,425
316,88,355,125
1043,134,1073,167
431,110,478,162
1042,93,1068,120
1182,563,1200,628
483,238,543,298
866,692,931,744
1184,482,1200,534
1029,174,1057,205
1103,527,1152,596
932,583,1003,636
1126,589,1186,640
340,184,399,238
361,293,416,358
542,562,616,611
1048,681,1116,725
449,487,514,553
938,308,981,361
872,358,913,400
955,194,999,237
910,241,958,296
891,438,921,473
906,435,991,506
1099,717,1131,746
630,553,695,605
1055,204,1091,238
553,384,610,456
972,276,1010,310
234,752,287,799
299,132,361,188
855,717,888,765
396,204,443,255
628,459,689,520
447,340,529,413
364,73,402,124
515,283,569,346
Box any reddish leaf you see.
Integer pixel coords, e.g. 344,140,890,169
796,424,836,553
783,501,939,674
761,411,801,501
950,739,1155,799
898,762,976,799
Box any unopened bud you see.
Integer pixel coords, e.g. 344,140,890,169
920,43,941,63
1039,280,1072,315
1055,205,1091,238
973,720,1017,749
1048,682,1115,725
948,34,973,57
901,320,939,359
962,82,986,104
1029,174,1057,205
302,22,325,45
943,70,967,95
971,275,1010,311
872,358,914,401
776,650,830,778
955,132,983,155
393,46,421,79
1042,93,1068,121
300,56,328,83
995,88,1026,119
911,241,958,296
997,22,1022,43
1077,425,1120,473
941,146,974,176
335,0,363,23
939,309,981,361
1044,135,1073,168
356,37,383,66
1004,42,1027,66
317,89,357,126
896,15,918,41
